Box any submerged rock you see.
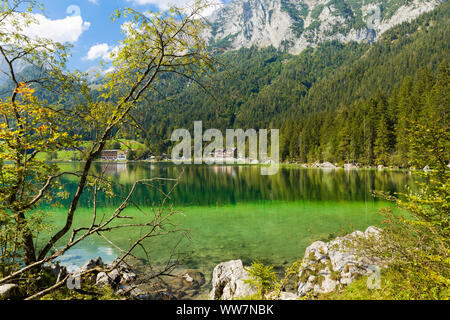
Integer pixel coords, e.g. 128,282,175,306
297,226,383,297
170,269,205,299
210,260,257,300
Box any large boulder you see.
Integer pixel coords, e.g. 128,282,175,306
0,284,19,300
210,260,257,300
297,226,383,297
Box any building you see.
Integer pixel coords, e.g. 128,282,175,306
214,148,237,159
101,150,127,161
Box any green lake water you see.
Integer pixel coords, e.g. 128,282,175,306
38,162,415,292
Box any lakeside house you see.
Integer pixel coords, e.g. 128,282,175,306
212,148,237,159
101,150,128,161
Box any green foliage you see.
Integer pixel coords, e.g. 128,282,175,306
244,261,280,300
347,104,450,299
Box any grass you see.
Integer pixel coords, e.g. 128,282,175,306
318,266,450,300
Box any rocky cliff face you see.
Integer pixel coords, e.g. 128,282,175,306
206,0,443,54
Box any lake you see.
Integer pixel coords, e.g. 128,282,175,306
38,162,415,294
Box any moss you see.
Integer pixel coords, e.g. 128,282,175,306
330,270,342,281
344,264,350,273
319,266,450,300
316,275,325,286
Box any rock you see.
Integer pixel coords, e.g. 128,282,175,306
311,162,337,169
321,162,337,169
108,269,121,284
171,269,205,299
0,284,19,299
265,291,299,300
210,260,257,300
279,292,299,300
78,257,103,273
107,259,131,273
120,271,137,285
129,287,176,300
344,163,359,170
297,226,383,297
96,272,111,288
45,262,68,282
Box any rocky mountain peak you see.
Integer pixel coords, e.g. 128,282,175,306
206,0,443,54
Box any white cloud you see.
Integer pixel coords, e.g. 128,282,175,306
83,43,118,61
2,13,90,43
125,0,223,14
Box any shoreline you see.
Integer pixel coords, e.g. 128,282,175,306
46,159,420,172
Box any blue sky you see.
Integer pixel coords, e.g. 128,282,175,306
30,0,224,71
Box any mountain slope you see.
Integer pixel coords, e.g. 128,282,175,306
130,1,448,158
206,0,443,54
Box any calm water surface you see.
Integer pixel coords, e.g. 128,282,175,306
38,163,415,290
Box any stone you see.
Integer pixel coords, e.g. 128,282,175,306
210,260,257,300
107,269,121,284
78,257,103,273
96,272,111,288
279,292,299,300
297,226,383,297
45,262,68,282
266,291,299,300
170,270,205,299
108,259,131,273
129,287,176,300
321,162,336,168
0,284,19,299
120,272,137,285
344,163,359,170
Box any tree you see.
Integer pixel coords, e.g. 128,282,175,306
0,0,215,299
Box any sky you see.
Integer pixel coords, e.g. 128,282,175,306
26,0,225,71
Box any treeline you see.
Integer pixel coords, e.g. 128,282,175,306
281,62,449,166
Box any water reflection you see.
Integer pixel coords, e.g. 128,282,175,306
55,163,416,208
43,163,417,281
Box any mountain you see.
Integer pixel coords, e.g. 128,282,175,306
129,0,449,165
206,0,443,54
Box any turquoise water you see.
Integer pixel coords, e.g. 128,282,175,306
38,163,413,277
